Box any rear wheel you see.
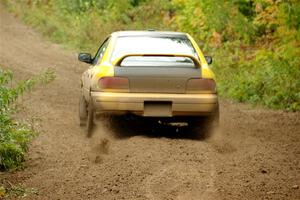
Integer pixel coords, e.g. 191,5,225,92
86,102,94,138
79,95,88,126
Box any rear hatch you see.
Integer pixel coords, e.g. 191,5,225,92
114,55,201,94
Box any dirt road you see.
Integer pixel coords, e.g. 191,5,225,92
1,5,300,200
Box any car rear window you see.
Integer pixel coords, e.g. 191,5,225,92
111,36,198,67
120,56,195,68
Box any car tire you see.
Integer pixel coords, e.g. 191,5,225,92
86,102,94,138
189,103,219,139
79,95,88,126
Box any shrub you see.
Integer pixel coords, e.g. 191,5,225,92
0,68,55,170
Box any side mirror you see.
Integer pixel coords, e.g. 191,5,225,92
78,53,93,64
205,56,213,65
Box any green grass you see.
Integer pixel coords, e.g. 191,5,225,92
0,68,55,171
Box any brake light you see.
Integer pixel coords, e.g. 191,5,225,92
186,78,216,94
98,77,129,92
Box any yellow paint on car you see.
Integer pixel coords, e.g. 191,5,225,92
187,34,216,80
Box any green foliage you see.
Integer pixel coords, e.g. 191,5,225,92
212,0,300,111
0,68,55,170
233,0,255,19
2,0,300,111
214,45,300,111
172,0,255,46
0,184,38,198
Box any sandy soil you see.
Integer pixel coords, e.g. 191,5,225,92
0,4,300,200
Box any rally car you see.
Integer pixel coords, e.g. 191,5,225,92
78,31,219,137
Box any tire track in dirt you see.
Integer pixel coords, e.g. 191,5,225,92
1,4,300,200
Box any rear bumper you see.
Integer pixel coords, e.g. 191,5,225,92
91,92,218,117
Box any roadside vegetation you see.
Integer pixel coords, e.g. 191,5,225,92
0,183,38,199
2,0,300,111
0,68,55,171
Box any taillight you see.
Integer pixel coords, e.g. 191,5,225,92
98,77,129,92
186,78,216,94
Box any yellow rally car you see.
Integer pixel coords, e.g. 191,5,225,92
78,31,219,137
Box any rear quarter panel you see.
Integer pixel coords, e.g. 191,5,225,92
186,34,216,80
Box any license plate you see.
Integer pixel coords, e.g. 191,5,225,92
144,102,172,117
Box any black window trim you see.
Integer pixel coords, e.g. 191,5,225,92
92,37,110,65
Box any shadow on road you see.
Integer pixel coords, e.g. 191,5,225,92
94,115,212,141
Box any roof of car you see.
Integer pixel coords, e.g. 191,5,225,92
114,31,187,38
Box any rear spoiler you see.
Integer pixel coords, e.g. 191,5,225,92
113,53,201,68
